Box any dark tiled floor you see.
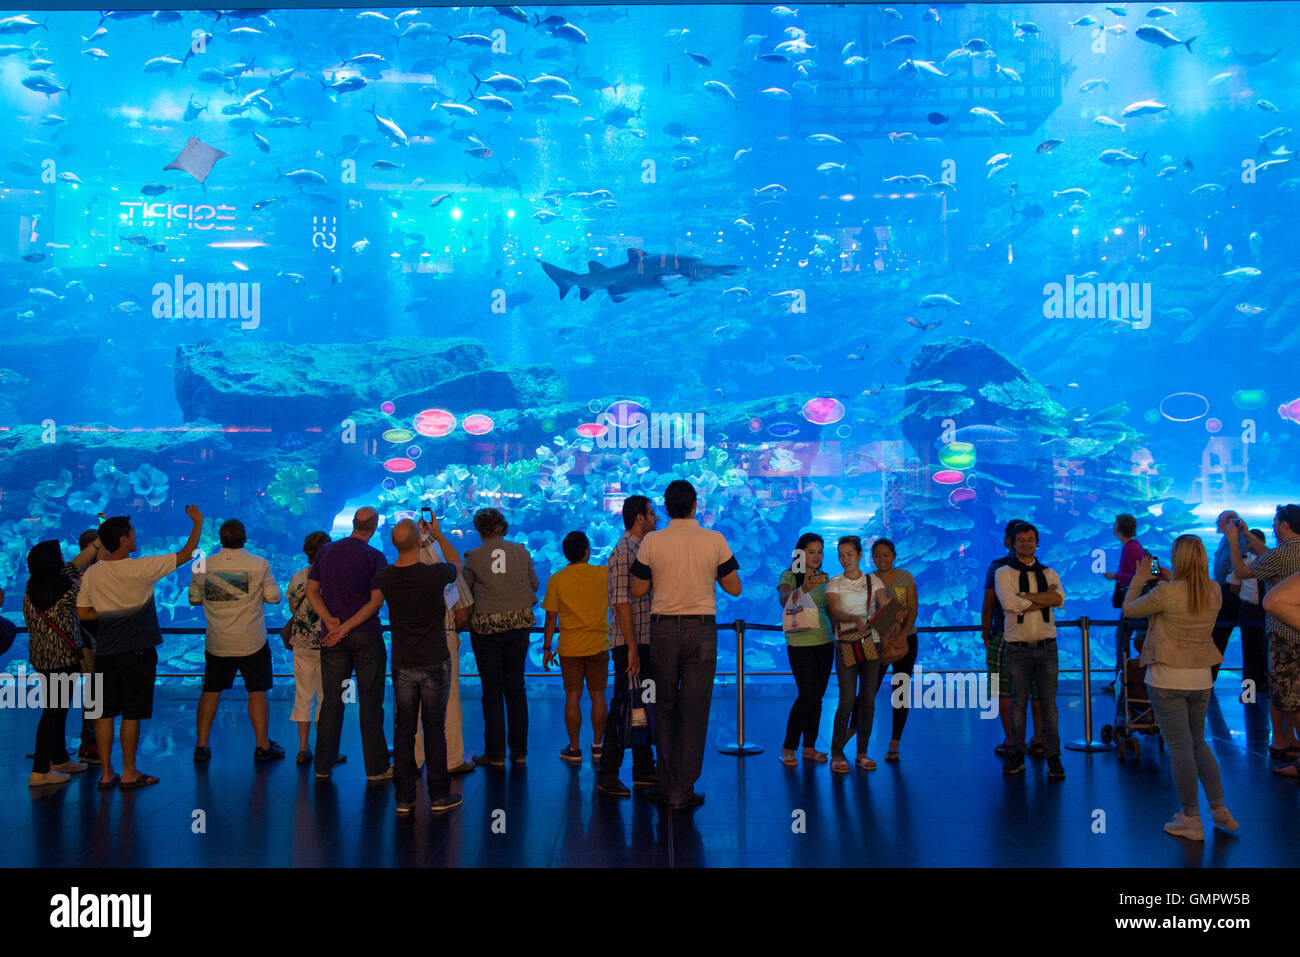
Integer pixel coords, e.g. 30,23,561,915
2,676,1297,867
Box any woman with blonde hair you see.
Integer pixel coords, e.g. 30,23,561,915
1122,535,1238,840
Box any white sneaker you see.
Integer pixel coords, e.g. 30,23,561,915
52,761,88,775
1163,811,1205,841
29,770,72,786
1210,806,1240,832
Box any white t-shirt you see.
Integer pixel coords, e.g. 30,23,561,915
825,572,883,638
77,554,176,655
1227,564,1260,605
189,548,281,657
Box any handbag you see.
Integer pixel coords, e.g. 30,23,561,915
782,586,820,634
279,620,295,649
1111,581,1125,609
836,629,876,667
611,672,655,750
870,587,909,666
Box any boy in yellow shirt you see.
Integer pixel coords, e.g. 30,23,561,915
543,531,610,763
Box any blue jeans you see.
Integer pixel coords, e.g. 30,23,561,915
1007,639,1059,758
650,616,717,805
315,630,389,777
395,662,451,805
470,628,530,760
1146,684,1224,814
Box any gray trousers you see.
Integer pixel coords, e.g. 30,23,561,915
832,654,882,758
650,617,717,805
1147,684,1225,814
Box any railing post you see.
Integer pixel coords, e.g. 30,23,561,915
1067,616,1110,752
719,619,763,755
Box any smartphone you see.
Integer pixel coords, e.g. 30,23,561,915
420,506,433,522
1231,518,1242,528
1149,557,1160,576
97,512,107,522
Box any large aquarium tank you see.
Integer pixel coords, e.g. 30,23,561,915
1,2,1296,681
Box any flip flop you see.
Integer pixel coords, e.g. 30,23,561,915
96,774,120,791
119,773,159,790
885,749,900,762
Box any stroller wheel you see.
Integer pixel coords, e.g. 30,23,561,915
1100,724,1113,745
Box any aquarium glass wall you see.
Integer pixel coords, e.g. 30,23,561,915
1,2,1297,680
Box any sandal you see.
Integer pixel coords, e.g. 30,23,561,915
119,773,159,790
779,750,797,768
856,755,877,771
885,749,900,763
1271,761,1300,778
830,757,851,774
802,748,828,764
96,773,120,791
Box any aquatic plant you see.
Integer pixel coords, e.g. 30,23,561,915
267,466,318,517
129,463,170,507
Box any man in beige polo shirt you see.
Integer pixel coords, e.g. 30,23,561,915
630,479,741,810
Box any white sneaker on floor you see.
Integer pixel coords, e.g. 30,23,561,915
29,770,72,786
52,761,88,775
1210,806,1240,832
1163,811,1205,841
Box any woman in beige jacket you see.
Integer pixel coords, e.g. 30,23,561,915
1123,535,1239,841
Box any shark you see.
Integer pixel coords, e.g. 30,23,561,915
539,248,741,303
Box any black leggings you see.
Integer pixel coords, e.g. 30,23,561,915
33,667,75,773
881,634,920,742
783,643,834,751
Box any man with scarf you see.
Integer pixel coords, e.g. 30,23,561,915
994,523,1067,780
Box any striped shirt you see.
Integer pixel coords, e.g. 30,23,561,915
607,531,651,647
1251,538,1300,643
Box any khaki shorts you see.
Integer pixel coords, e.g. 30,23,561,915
560,651,609,693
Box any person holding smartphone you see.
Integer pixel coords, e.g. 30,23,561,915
776,532,834,768
1122,535,1236,839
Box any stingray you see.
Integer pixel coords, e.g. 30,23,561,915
1233,47,1282,67
163,136,229,189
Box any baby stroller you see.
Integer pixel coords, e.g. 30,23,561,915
1100,618,1163,762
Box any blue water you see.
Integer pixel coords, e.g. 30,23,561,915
1,3,1297,677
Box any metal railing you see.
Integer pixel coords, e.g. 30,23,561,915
3,615,1149,755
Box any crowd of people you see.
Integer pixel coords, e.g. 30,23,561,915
5,482,1300,837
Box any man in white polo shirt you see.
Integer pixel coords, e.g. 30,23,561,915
189,518,284,763
630,479,741,810
994,522,1066,781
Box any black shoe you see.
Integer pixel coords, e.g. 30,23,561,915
1047,756,1066,780
1003,752,1025,776
473,753,505,768
430,793,463,814
672,790,705,810
559,745,583,764
254,740,285,763
193,745,211,764
448,761,477,776
644,787,670,803
598,778,631,797
632,766,657,788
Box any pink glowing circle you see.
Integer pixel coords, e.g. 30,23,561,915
576,422,608,439
383,457,417,473
380,400,396,415
801,396,845,426
948,487,977,506
413,408,457,437
1205,418,1222,433
933,469,964,485
748,417,763,433
462,413,495,435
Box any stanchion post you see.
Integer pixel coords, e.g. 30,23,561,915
1067,615,1110,752
719,619,763,755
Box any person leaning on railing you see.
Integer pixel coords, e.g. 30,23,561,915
1122,535,1237,841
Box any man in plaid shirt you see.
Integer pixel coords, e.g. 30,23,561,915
597,495,659,797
